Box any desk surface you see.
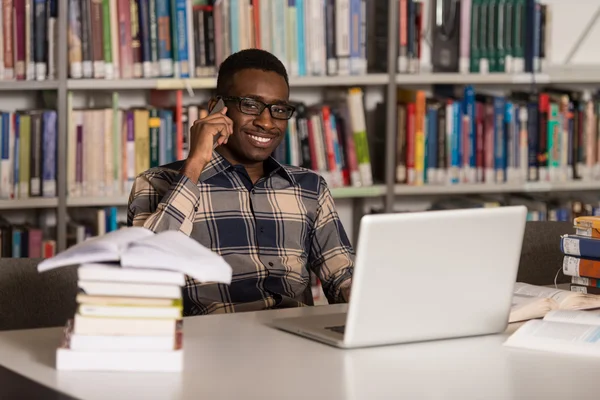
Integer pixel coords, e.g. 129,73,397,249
1,304,599,400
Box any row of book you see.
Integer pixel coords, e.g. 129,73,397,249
0,0,58,81
0,216,56,258
378,87,600,187
429,0,551,74
68,0,378,80
0,109,57,200
67,87,372,199
561,216,600,296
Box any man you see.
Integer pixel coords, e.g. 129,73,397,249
127,48,354,315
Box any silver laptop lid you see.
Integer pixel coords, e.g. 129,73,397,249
344,206,527,348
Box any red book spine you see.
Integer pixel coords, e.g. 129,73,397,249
117,0,133,78
14,0,26,80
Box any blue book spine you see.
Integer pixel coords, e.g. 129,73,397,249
42,111,57,198
174,0,189,78
138,0,152,72
451,102,461,184
156,0,173,77
427,107,438,182
165,110,174,163
494,96,506,183
533,0,541,72
296,0,306,76
12,230,21,258
524,0,535,72
13,115,19,196
349,0,360,75
505,101,514,177
330,114,343,177
0,113,8,198
561,235,600,260
464,86,476,176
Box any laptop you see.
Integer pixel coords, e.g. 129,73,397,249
271,205,528,348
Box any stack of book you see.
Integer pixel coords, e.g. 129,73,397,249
38,226,233,372
56,262,185,372
561,216,600,295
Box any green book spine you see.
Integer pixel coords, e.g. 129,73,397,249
496,0,506,73
486,0,497,73
170,0,179,78
101,0,113,69
478,0,489,73
504,0,514,72
19,114,31,198
470,0,481,73
149,109,160,168
548,102,559,176
513,0,525,72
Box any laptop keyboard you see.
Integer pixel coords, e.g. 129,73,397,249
325,325,345,334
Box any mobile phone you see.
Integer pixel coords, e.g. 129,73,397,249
210,98,226,149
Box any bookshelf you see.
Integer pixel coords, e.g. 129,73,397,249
2,0,600,255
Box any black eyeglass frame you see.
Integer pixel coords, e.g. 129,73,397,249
217,95,296,120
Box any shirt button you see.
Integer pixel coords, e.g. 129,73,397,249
260,227,264,233
268,262,274,267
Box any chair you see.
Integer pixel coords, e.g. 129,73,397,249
0,258,78,331
516,221,574,286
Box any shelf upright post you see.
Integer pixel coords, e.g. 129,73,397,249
56,0,69,251
384,0,399,213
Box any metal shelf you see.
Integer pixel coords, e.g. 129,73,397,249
0,197,59,210
0,80,59,90
65,186,386,207
396,72,537,86
393,181,600,196
66,74,390,91
67,196,129,207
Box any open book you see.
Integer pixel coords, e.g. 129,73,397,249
38,227,232,284
504,310,600,356
509,283,600,323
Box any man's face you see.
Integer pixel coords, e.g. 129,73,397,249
217,69,290,164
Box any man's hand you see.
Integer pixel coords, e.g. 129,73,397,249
342,286,351,303
182,106,234,182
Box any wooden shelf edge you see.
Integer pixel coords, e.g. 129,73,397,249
0,198,59,210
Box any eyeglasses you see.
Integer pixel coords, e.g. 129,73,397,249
219,96,296,120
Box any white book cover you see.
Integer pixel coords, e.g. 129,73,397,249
77,262,186,285
335,0,350,75
38,227,233,284
69,332,176,352
109,0,120,78
78,303,182,319
73,314,178,336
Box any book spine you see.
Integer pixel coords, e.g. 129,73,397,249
33,0,47,80
109,0,120,78
15,0,26,80
156,0,172,76
130,0,142,77
90,0,105,78
68,0,83,78
102,0,113,78
137,0,151,77
116,0,132,78
3,0,14,79
148,0,162,75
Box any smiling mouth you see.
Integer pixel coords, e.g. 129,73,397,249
246,132,276,147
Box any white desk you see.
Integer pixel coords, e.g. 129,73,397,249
0,304,599,400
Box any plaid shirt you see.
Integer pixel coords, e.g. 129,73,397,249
127,151,354,315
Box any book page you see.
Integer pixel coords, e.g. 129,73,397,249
513,282,576,305
504,319,600,357
544,309,600,326
120,230,233,284
38,227,154,272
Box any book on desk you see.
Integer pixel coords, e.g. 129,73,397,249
37,227,233,372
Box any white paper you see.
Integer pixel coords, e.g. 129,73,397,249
38,227,154,272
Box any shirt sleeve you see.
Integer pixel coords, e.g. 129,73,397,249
308,177,354,304
127,170,201,236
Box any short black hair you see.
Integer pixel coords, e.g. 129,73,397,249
215,49,289,96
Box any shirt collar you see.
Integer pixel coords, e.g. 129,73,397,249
198,151,296,184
